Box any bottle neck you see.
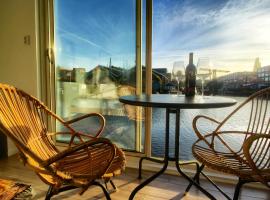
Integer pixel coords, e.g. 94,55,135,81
189,53,193,65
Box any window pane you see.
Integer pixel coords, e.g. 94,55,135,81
54,0,141,151
153,0,270,160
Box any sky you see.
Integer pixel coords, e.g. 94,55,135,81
55,0,270,73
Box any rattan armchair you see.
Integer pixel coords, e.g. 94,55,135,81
186,87,270,200
0,83,125,200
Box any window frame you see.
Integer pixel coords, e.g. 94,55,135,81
43,0,152,156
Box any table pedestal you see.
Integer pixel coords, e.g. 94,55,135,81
128,108,216,200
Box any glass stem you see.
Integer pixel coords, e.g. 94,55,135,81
202,79,204,96
177,81,180,95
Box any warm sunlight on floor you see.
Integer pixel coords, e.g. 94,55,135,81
0,156,269,200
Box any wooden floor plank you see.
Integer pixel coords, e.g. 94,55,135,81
0,155,269,200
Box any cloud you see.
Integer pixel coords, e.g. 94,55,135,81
153,0,270,71
55,0,136,68
57,27,112,55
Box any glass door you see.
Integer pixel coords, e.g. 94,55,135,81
53,0,142,151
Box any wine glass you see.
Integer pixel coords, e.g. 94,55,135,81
197,57,212,96
172,61,185,95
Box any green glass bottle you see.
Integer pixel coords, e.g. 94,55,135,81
185,52,197,96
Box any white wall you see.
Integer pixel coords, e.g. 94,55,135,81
0,0,39,156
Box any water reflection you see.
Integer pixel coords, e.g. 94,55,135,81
151,96,252,160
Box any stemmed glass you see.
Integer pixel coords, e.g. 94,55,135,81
197,57,212,96
172,61,185,96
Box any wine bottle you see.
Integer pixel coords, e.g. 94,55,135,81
185,52,197,96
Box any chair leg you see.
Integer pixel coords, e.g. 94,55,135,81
233,179,245,200
109,180,117,191
45,185,54,200
45,185,78,199
185,164,204,193
195,162,201,185
138,157,143,179
185,164,231,200
93,181,111,200
105,179,117,191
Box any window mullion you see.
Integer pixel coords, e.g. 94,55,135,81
145,0,153,157
135,0,143,152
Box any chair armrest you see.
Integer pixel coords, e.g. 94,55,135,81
243,134,270,168
64,113,105,138
243,134,270,187
193,115,221,147
62,113,105,145
42,137,115,167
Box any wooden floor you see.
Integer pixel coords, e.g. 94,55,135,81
0,155,269,200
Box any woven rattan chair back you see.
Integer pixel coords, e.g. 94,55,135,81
0,83,59,163
246,89,270,135
211,88,270,169
226,87,270,137
243,88,270,172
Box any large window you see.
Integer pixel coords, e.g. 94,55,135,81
50,0,270,160
54,0,143,151
152,0,270,159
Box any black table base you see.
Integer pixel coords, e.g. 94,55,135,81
128,108,216,200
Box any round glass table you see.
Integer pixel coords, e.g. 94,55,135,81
119,94,237,200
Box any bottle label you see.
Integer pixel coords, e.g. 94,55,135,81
188,71,196,87
185,68,196,96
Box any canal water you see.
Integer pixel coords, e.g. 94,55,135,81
151,95,270,160
151,96,242,160
58,95,269,161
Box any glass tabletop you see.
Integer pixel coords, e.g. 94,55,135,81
119,94,237,109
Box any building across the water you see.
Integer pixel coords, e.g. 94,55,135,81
218,71,257,86
257,65,270,88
